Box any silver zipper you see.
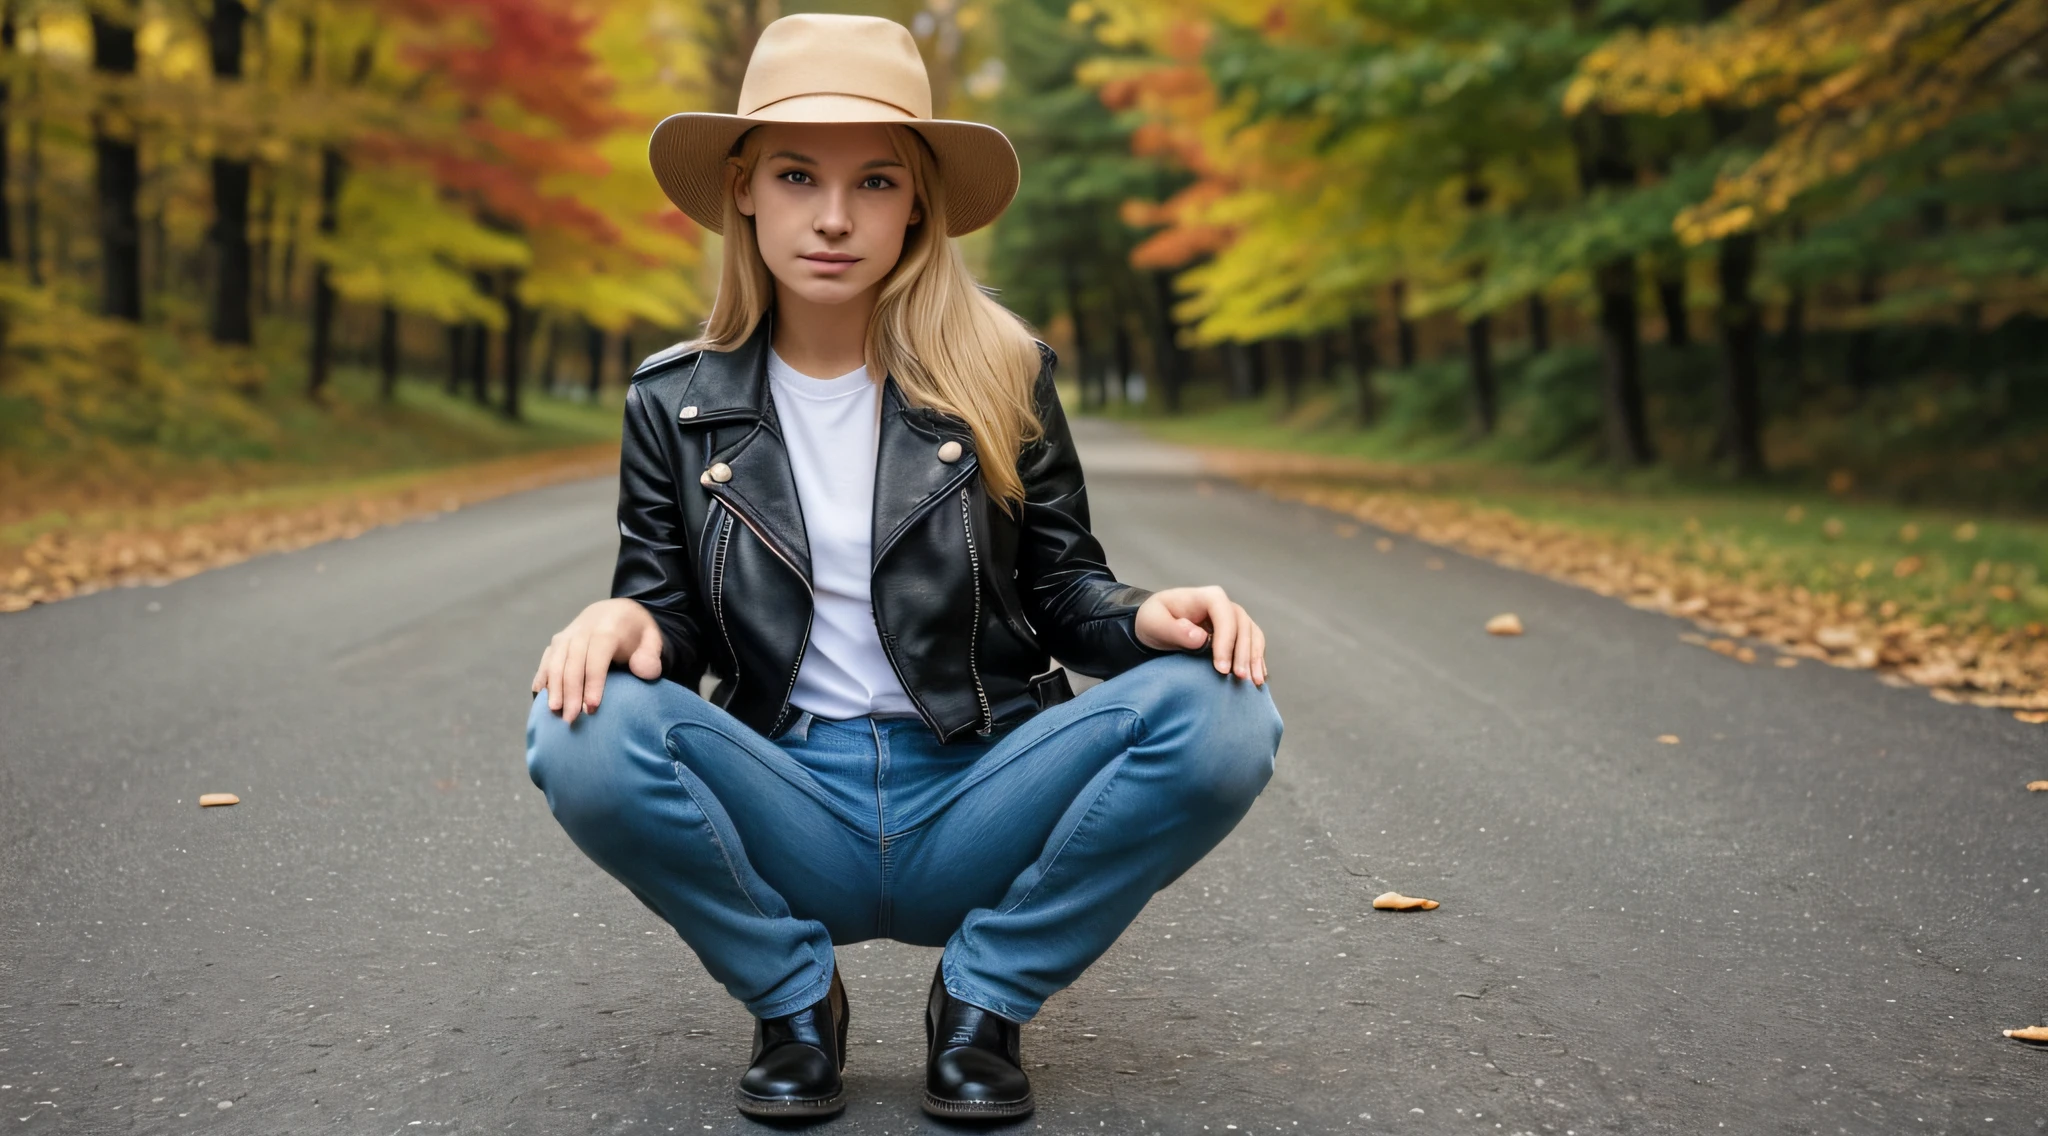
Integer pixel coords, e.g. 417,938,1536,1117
709,488,815,737
709,510,741,697
959,486,992,734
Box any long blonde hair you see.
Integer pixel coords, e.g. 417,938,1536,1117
683,124,1045,509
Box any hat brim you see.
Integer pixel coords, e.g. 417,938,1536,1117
649,97,1020,239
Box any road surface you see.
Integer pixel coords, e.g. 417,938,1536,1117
2,420,2042,1134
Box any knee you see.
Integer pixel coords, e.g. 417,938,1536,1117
1131,654,1284,810
524,672,672,832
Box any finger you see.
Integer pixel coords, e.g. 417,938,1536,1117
582,633,616,714
1250,619,1268,685
627,626,664,680
1229,604,1253,679
544,640,566,713
532,648,549,694
1208,599,1239,674
561,635,590,725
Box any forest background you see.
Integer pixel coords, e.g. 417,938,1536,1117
2,0,2044,707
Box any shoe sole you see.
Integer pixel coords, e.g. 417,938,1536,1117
737,1089,847,1119
920,1090,1035,1121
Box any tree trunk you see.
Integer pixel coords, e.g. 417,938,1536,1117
1527,293,1549,353
445,324,467,395
0,12,15,264
1656,265,1688,346
585,322,605,398
1390,280,1418,369
92,9,142,322
500,272,523,420
1592,256,1655,466
1110,299,1133,405
539,316,559,393
1466,311,1497,435
1246,338,1269,397
378,304,400,402
1348,312,1378,426
1061,258,1102,409
306,146,344,398
1147,270,1184,413
1716,233,1765,478
1846,270,1881,392
618,329,635,381
1278,335,1305,412
208,0,252,345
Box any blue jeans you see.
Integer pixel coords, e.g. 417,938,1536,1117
524,653,1282,1024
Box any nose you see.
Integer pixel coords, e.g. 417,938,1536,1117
815,185,852,236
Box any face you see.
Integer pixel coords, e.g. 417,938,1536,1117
734,122,925,308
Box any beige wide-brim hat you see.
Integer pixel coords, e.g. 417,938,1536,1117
649,13,1020,238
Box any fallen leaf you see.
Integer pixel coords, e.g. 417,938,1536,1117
2025,781,2048,792
1656,734,1680,744
199,793,240,808
1815,626,1859,650
1735,646,1758,664
1775,657,1800,668
1485,613,1523,636
2004,1026,2048,1042
2017,711,2048,725
1708,638,1739,657
1373,891,1439,911
1374,537,1394,553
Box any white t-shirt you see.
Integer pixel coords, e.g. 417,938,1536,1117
765,347,918,720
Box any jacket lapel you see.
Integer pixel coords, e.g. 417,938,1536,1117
682,312,812,582
873,377,979,566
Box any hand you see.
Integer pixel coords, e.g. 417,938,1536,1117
531,598,665,723
1135,585,1267,686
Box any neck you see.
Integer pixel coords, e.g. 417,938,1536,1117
770,284,877,380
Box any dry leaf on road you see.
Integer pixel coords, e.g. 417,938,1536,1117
2004,1026,2048,1042
1373,891,1440,911
2027,781,2048,792
1657,735,1681,744
198,793,240,807
2017,711,2048,724
1486,613,1523,636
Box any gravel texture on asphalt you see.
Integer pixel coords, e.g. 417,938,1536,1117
1,420,2042,1134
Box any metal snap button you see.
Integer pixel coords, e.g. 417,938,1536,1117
698,470,714,487
937,440,963,463
679,405,700,420
708,462,734,483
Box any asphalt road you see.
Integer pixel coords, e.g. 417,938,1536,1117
2,420,2043,1135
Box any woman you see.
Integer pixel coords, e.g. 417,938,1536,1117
524,12,1281,1123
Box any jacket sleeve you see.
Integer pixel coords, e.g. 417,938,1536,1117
1013,342,1185,679
610,381,705,686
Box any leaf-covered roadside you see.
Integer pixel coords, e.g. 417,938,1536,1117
1197,449,2048,714
0,444,618,613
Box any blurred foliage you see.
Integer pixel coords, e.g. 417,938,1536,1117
984,0,2048,498
0,0,711,459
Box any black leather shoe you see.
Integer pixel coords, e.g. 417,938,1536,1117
736,966,848,1118
922,962,1034,1120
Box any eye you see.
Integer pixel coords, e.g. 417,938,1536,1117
777,169,813,185
862,175,896,190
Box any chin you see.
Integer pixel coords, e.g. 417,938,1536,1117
781,276,875,307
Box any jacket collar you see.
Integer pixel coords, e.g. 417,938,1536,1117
675,306,985,582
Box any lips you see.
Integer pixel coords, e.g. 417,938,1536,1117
803,253,859,262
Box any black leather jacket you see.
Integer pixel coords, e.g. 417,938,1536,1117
611,311,1174,743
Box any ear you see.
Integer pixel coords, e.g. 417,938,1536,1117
730,159,755,218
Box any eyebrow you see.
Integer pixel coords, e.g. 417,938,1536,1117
767,150,906,171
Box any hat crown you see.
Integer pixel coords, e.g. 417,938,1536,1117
737,14,934,121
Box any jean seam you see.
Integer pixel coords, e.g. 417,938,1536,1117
661,739,772,923
940,964,1032,1023
669,719,868,837
871,718,892,939
995,751,1130,918
887,703,1143,838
